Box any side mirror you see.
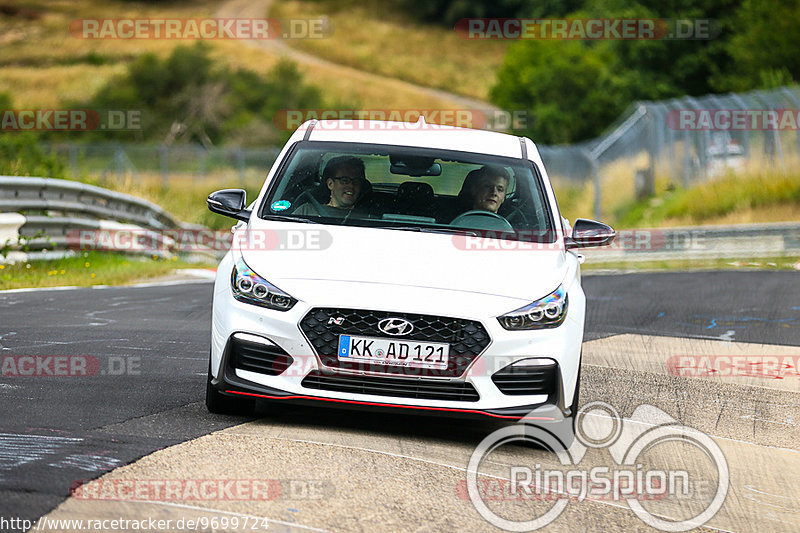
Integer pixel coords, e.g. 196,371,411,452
565,218,616,249
207,189,251,222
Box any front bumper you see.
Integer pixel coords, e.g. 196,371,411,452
210,337,568,422
210,253,585,421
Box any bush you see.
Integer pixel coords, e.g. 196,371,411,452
71,43,338,147
0,133,66,178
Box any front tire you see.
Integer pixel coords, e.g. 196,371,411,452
205,364,255,415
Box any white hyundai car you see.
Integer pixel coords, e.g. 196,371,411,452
206,118,614,440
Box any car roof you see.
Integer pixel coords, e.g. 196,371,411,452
293,118,528,159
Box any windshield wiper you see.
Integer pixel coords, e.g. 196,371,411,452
377,226,479,236
260,214,320,224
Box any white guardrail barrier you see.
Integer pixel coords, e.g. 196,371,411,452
0,175,216,264
579,222,800,263
1,175,798,265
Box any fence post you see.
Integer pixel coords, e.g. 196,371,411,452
582,149,601,220
635,169,654,200
158,145,168,186
68,143,78,178
781,87,800,157
682,129,691,187
646,108,657,189
236,147,245,186
114,144,125,180
197,145,207,180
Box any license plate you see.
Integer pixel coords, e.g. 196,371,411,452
337,335,449,370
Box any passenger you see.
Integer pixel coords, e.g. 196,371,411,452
458,165,510,214
294,156,370,216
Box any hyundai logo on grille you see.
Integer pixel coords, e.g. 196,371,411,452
377,318,414,336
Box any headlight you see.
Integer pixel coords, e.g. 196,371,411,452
231,258,297,311
498,285,568,330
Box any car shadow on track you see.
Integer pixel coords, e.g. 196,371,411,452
249,400,509,448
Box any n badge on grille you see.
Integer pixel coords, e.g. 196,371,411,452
328,317,345,325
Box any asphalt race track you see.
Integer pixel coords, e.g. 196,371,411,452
0,271,798,532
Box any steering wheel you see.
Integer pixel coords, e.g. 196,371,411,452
502,202,528,226
450,210,514,231
292,189,326,216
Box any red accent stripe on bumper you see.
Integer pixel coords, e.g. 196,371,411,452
225,390,555,421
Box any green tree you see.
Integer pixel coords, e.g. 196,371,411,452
490,0,761,142
72,44,336,146
493,39,639,143
713,0,800,91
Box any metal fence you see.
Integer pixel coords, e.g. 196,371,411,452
40,85,800,218
537,85,800,218
43,143,281,188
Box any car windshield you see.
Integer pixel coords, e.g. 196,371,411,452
260,141,556,242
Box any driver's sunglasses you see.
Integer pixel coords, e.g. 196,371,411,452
331,176,364,185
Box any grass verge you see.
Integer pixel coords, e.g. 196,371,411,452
555,167,800,229
0,251,214,291
81,173,263,230
615,172,800,228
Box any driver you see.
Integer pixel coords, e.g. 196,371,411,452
458,165,510,214
294,156,370,216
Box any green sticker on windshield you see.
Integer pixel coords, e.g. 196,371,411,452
271,200,291,211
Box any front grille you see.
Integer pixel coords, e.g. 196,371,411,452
229,336,293,376
301,370,480,402
299,308,491,377
491,362,558,396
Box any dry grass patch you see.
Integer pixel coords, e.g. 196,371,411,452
270,0,507,101
3,0,483,112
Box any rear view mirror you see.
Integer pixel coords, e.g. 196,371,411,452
389,154,442,176
207,189,251,222
565,218,616,249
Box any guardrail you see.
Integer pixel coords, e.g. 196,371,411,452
0,175,214,263
2,175,798,266
580,222,800,264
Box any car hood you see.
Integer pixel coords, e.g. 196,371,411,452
237,220,567,303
